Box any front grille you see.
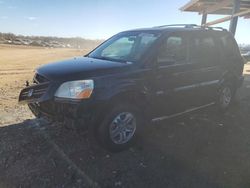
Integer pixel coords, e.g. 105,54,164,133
33,73,49,84
19,82,49,103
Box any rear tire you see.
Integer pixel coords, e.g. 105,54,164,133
216,82,236,113
95,103,142,152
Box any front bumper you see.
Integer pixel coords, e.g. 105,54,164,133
19,75,96,128
28,100,94,129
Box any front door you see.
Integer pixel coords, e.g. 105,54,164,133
153,32,199,117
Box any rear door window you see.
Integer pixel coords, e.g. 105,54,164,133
157,34,187,65
189,32,219,66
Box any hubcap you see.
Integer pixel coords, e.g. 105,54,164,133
220,87,232,108
109,112,136,144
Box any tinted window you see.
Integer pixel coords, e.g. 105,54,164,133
157,35,187,65
219,34,239,58
102,37,134,58
189,33,219,65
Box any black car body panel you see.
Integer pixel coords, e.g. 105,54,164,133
19,25,244,128
37,57,133,81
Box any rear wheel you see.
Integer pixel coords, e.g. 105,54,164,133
216,82,236,112
96,104,141,152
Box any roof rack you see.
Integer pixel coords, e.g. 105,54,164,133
205,26,227,31
154,24,199,28
154,24,227,31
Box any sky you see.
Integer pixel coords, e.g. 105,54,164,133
0,0,249,44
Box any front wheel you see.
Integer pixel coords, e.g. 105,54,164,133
96,104,141,152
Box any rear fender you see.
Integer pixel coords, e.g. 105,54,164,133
219,71,238,88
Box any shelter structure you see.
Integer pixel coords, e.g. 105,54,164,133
180,0,250,35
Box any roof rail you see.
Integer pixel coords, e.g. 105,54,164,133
154,24,199,28
205,26,227,31
153,24,227,31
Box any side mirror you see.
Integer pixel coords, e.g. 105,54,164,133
128,36,136,42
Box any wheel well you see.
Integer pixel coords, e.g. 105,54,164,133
219,73,238,98
221,73,237,88
107,91,147,112
92,91,148,130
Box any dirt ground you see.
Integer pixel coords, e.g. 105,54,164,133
0,44,87,125
1,44,250,188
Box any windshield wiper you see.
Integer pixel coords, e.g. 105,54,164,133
90,56,128,63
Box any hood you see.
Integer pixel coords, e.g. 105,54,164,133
37,57,132,81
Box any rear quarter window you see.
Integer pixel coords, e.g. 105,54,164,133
219,34,240,58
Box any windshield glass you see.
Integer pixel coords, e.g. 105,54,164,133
88,31,161,63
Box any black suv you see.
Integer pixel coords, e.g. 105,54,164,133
19,24,244,152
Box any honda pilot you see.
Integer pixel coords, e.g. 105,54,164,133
19,24,245,152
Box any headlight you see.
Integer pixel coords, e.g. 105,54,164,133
55,80,94,99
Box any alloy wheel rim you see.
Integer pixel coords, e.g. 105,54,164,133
220,87,232,108
109,112,136,144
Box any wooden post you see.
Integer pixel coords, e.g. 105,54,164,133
229,0,240,35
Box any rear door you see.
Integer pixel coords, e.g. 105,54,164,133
187,31,223,104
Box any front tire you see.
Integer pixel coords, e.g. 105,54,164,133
96,104,141,152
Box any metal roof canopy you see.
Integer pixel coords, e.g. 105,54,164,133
180,0,250,35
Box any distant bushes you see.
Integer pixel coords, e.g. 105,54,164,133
0,32,103,49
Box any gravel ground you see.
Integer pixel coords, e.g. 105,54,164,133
0,72,250,188
0,54,250,188
1,96,250,188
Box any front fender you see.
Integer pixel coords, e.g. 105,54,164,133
91,71,154,119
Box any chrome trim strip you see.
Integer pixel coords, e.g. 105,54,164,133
158,62,195,69
199,80,219,87
174,80,219,92
156,90,164,95
174,84,198,92
151,102,215,122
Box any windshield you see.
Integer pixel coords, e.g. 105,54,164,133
88,31,161,63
